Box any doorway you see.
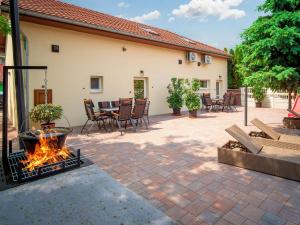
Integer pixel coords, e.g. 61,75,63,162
134,78,148,99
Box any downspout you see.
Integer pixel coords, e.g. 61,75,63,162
22,32,29,128
9,0,26,133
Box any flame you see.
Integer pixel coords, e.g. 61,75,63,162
21,129,71,171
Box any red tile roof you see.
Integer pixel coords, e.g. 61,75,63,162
2,0,229,57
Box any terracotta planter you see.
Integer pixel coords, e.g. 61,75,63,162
255,102,262,108
189,110,198,118
41,122,56,130
172,108,181,116
283,117,300,129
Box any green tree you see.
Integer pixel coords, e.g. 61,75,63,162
227,47,244,89
236,0,300,109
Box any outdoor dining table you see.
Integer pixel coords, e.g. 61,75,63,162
100,107,119,131
211,98,223,112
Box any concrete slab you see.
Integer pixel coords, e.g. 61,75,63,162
0,165,175,225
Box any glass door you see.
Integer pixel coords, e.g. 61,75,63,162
134,78,147,99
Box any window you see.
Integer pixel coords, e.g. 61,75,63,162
199,80,209,89
90,76,103,92
141,27,159,35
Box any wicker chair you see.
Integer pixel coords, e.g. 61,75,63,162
229,94,237,111
81,99,108,134
111,100,120,108
222,93,231,112
112,100,135,135
119,98,133,106
202,93,214,111
132,99,148,130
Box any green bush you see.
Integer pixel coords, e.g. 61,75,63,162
30,104,63,124
252,87,265,103
167,78,185,110
184,79,201,111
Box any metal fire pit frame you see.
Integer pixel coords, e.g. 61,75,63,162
2,66,48,176
7,147,81,183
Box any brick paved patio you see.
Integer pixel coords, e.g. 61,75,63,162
68,108,300,225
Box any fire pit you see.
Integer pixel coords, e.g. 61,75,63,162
6,128,81,183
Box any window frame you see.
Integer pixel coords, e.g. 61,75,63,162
90,76,103,93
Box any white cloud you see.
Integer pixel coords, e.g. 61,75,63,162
172,0,246,21
129,10,161,23
168,17,175,22
117,2,130,8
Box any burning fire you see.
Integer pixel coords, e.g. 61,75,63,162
21,130,71,171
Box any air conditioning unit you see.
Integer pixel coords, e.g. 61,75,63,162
186,52,198,62
203,55,213,64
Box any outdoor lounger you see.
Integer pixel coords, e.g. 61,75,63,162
251,118,300,144
218,124,300,181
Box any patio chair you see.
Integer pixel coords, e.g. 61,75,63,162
112,100,135,135
221,124,300,181
132,99,148,130
251,118,300,144
81,99,108,134
229,94,237,111
288,95,300,118
222,93,231,112
111,100,120,108
98,101,111,110
119,98,133,106
202,93,214,111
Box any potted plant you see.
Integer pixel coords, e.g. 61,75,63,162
167,78,185,115
252,87,265,108
19,104,71,153
30,104,63,129
184,79,201,118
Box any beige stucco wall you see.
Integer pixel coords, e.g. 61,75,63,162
5,33,18,128
21,21,228,127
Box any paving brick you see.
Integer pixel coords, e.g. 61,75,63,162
278,206,300,224
223,211,246,225
240,205,265,222
166,205,188,221
197,209,222,225
185,199,210,216
212,198,235,213
261,212,285,225
259,198,283,214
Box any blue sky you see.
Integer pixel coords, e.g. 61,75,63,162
63,0,264,50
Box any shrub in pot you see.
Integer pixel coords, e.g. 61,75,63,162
252,87,265,108
30,104,63,129
184,79,201,118
167,78,185,115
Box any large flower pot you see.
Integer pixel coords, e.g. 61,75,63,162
189,110,198,118
172,108,181,116
19,127,71,154
283,117,300,129
41,122,55,130
255,102,262,108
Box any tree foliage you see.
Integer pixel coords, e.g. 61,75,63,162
0,15,11,35
236,0,300,107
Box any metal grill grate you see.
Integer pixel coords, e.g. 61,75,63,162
8,149,80,182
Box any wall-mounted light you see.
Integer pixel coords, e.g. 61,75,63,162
219,75,222,80
140,70,144,76
51,44,59,53
122,47,127,52
178,59,182,65
197,62,201,67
